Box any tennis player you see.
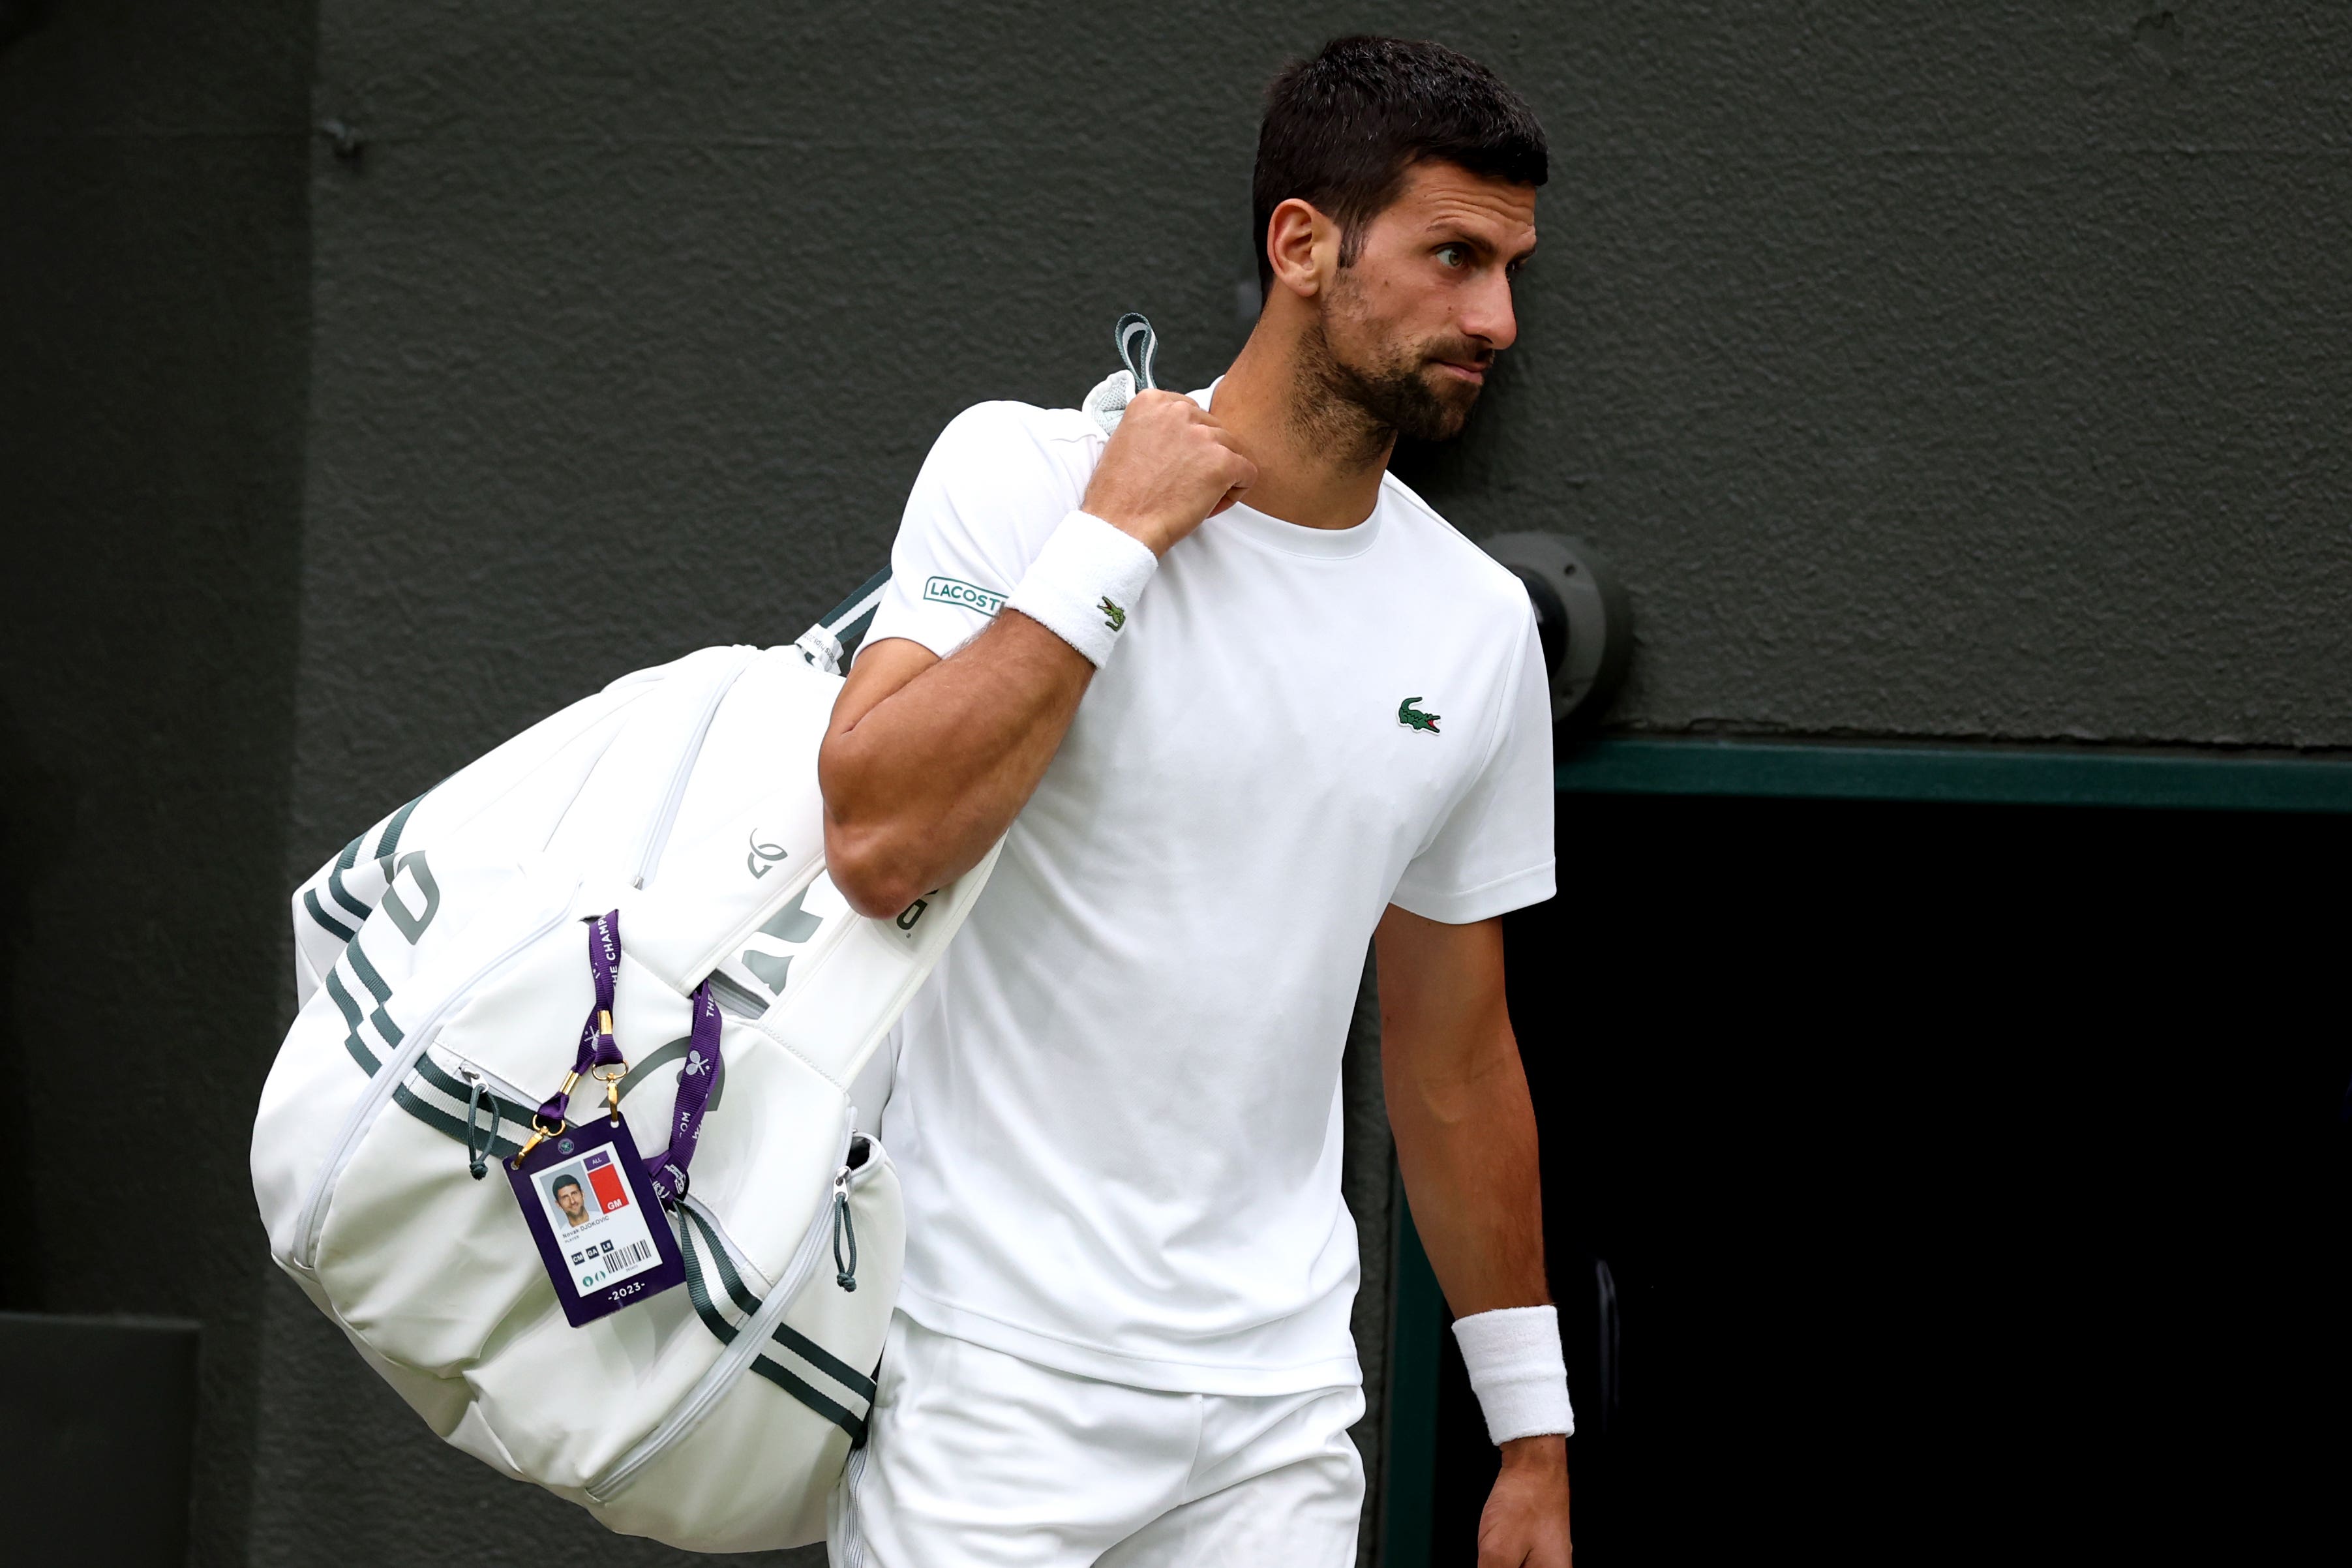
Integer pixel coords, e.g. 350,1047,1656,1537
819,35,1571,1566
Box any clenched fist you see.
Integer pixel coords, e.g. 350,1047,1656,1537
1082,390,1258,556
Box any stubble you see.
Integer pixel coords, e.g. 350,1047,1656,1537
1290,277,1489,467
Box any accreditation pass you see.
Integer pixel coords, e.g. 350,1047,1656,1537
507,1116,686,1326
534,1144,660,1290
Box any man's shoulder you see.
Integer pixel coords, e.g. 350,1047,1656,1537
911,400,1102,517
930,399,1105,464
1374,472,1534,615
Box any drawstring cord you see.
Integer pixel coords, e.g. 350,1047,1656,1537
832,1175,858,1291
464,1078,494,1180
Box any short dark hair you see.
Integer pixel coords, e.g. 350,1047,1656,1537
553,1175,582,1195
1253,36,1548,293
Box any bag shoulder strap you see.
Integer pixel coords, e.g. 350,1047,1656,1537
796,311,1158,675
794,566,891,674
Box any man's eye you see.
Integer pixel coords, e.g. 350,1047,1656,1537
1436,245,1468,269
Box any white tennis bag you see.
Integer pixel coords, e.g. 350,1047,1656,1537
251,574,997,1551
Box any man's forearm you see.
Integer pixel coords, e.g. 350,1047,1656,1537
1385,967,1572,1510
1376,908,1573,1559
1385,1018,1550,1316
1377,909,1547,1314
818,614,1091,916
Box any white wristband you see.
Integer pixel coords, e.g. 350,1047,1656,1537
1004,510,1158,667
1452,1305,1574,1443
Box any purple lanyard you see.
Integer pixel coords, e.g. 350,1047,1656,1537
646,980,722,1203
520,909,723,1201
534,909,631,1130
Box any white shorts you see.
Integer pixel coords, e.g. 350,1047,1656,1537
829,1312,1366,1567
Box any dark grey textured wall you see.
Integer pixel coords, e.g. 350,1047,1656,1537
0,2,314,1564
279,1,2352,833
1409,2,2352,748
10,2,2352,1564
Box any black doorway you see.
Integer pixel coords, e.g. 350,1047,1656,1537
1419,791,2352,1565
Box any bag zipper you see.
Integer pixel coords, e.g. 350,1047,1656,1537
837,1440,873,1568
631,647,758,890
588,1127,862,1501
440,1046,539,1115
294,894,576,1271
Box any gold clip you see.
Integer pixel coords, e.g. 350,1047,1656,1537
513,1066,584,1166
512,1111,565,1168
592,1061,629,1124
598,1009,614,1037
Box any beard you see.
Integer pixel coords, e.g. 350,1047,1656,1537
1325,334,1486,443
1297,282,1492,454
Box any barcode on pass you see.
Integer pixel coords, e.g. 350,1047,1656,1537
577,1236,659,1291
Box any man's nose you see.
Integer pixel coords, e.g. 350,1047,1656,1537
1462,270,1518,353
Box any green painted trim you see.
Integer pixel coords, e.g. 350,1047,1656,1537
1556,736,2352,813
1381,1180,1445,1568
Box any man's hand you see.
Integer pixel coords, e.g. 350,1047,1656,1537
1081,389,1256,555
1479,1435,1573,1567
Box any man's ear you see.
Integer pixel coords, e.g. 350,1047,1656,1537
1265,197,1336,300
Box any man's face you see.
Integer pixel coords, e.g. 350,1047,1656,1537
556,1183,586,1218
1316,160,1538,442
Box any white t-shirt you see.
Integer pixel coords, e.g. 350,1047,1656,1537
862,389,1556,1394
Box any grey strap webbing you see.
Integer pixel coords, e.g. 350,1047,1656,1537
794,566,892,674
1115,311,1158,391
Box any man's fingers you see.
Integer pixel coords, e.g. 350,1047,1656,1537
1200,428,1256,484
1203,447,1256,518
1083,391,1257,550
1126,388,1199,425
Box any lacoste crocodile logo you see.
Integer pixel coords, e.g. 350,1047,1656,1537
1397,697,1441,734
1098,596,1126,632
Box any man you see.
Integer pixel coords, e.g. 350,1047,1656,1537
551,1174,592,1228
819,35,1571,1567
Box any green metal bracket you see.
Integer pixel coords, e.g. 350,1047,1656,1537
1381,1186,1445,1567
1556,736,2352,813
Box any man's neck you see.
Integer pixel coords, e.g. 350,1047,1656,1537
1210,311,1395,532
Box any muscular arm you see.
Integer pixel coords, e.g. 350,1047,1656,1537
819,391,1255,918
1376,904,1571,1567
817,619,1092,918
